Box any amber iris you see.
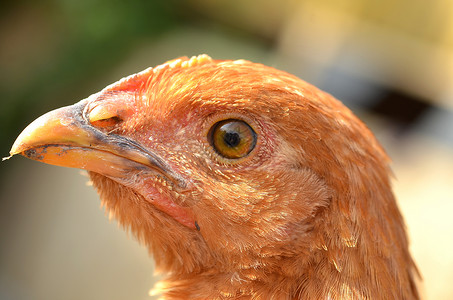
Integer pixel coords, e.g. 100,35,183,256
209,119,257,159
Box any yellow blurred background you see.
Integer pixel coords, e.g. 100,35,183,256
1,1,452,299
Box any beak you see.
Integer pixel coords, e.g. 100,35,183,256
9,99,186,188
9,99,197,228
8,85,198,229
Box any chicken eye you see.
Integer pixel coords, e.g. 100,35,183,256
88,105,122,128
209,119,257,159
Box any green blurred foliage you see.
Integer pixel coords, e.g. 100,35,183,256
0,0,181,160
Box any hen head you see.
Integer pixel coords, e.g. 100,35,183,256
9,55,419,299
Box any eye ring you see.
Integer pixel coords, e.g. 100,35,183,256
208,119,257,159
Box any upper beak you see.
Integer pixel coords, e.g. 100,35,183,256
8,99,185,188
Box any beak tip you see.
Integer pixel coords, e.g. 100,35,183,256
3,140,24,162
9,134,27,155
7,120,44,161
6,101,90,164
7,109,59,160
2,155,13,161
4,139,23,160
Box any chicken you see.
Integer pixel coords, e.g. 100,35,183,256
8,55,419,299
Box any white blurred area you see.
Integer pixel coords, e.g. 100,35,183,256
1,1,453,299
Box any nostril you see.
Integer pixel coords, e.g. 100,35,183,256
91,116,122,128
88,104,123,129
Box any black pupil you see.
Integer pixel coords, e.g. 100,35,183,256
223,131,240,148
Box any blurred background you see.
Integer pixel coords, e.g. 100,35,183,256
1,0,452,299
